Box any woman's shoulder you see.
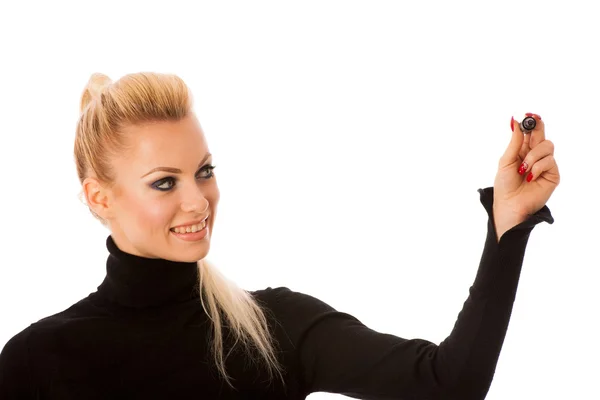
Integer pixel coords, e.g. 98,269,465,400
249,286,365,353
1,295,100,354
0,323,32,361
251,286,334,312
250,286,349,331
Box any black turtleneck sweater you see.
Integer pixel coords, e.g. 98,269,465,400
0,187,553,399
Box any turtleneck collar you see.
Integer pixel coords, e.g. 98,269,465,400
96,235,200,308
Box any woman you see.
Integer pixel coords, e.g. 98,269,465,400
0,72,559,399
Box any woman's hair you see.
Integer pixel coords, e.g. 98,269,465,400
74,72,285,389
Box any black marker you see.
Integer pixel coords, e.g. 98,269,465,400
520,116,536,134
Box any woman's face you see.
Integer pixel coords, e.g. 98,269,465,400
88,113,220,262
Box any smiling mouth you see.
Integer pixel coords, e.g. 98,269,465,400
170,218,208,233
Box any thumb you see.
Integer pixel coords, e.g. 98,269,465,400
500,116,524,164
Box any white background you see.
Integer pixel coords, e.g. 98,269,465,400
0,1,597,398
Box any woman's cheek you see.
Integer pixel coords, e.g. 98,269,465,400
135,197,174,233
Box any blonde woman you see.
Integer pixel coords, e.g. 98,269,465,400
0,72,559,399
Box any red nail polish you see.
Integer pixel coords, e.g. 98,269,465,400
511,116,514,132
533,113,542,120
525,113,533,117
527,172,533,182
518,162,528,175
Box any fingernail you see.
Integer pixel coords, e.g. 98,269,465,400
525,113,533,117
518,162,528,175
527,172,533,182
533,113,542,120
510,116,514,132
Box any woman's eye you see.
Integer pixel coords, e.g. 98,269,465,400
154,178,175,191
200,165,216,179
152,165,216,192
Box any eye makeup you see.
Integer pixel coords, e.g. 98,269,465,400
150,164,216,191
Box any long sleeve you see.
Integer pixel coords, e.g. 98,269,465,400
263,186,554,400
0,327,35,399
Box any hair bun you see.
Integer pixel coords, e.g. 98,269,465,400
80,73,113,113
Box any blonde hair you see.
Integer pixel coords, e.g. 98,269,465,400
74,72,285,389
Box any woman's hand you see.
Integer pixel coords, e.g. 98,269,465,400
493,114,560,241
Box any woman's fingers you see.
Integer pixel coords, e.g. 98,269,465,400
517,139,556,179
526,153,560,183
518,114,546,160
527,113,546,148
501,113,546,167
501,116,526,166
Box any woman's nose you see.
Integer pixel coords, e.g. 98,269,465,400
182,199,209,213
181,189,210,213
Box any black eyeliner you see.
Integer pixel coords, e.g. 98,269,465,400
150,164,216,191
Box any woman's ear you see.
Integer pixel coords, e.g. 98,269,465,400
82,177,115,220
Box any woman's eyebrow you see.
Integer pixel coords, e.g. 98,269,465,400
140,153,212,178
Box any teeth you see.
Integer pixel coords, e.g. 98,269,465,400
171,219,206,234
